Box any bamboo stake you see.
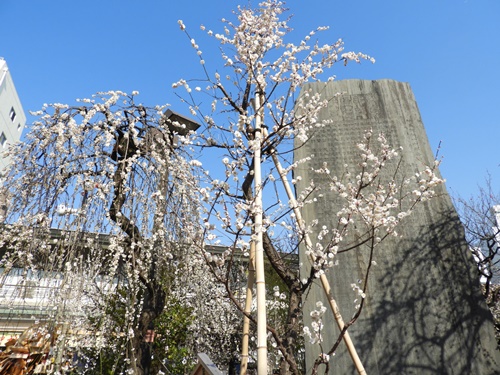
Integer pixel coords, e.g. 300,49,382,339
253,91,268,375
263,128,367,375
240,241,256,375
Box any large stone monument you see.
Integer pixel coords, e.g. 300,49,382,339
295,80,500,374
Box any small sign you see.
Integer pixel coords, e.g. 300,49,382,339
144,329,155,343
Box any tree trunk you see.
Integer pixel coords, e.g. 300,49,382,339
137,282,166,375
279,284,303,375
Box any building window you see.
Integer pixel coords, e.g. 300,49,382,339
9,107,16,122
17,123,21,131
0,132,6,147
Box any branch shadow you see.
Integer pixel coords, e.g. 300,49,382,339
353,208,500,374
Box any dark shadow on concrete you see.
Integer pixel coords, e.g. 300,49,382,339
351,209,500,374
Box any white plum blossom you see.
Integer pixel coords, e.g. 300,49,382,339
167,1,444,374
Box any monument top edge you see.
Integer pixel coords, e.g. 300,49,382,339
300,79,413,97
303,78,408,84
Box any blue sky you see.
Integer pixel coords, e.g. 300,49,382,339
1,0,499,199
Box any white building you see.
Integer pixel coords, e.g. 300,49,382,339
491,205,500,234
0,58,26,173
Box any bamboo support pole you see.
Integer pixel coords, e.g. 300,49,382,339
263,128,367,375
253,91,268,375
240,241,256,375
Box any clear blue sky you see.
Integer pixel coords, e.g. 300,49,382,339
1,0,499,199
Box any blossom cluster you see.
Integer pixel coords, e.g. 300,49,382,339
303,301,327,345
296,131,445,277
